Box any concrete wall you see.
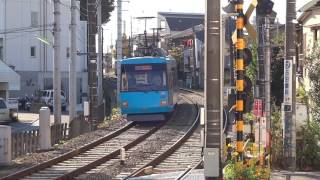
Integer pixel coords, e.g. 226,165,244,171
10,71,87,103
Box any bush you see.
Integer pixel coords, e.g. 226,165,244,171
223,158,270,180
297,121,320,170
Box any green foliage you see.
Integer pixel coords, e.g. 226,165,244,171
98,108,122,129
297,85,308,104
80,0,115,23
271,109,283,167
271,59,284,106
299,41,320,169
101,0,115,23
223,158,270,180
246,41,258,83
271,32,285,48
297,121,320,170
169,47,183,61
271,32,285,106
305,41,320,120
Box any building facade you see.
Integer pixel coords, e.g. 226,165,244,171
157,12,205,89
0,0,88,103
298,0,320,93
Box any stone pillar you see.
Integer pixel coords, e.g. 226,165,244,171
0,125,11,165
39,107,51,149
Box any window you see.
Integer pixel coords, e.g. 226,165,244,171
31,46,36,57
31,12,39,27
66,47,70,58
0,38,3,60
160,20,166,29
0,100,7,109
121,63,167,92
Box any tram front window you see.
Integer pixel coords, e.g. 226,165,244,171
121,64,167,92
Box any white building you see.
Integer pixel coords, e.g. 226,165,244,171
0,0,88,103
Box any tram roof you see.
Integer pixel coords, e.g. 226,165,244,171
120,56,174,65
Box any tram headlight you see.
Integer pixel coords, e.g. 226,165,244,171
122,101,128,108
160,100,168,106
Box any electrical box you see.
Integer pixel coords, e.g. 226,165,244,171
0,125,11,165
84,101,89,117
204,148,220,177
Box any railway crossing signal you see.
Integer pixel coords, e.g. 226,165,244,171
256,0,274,15
226,0,258,44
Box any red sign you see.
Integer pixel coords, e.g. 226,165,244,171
183,39,193,47
253,99,263,117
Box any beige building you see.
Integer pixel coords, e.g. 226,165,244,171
298,0,320,92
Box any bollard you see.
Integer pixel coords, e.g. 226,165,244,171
200,107,205,126
39,107,51,150
120,148,126,165
0,125,11,165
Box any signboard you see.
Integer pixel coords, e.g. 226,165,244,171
253,99,263,117
283,60,292,108
255,117,267,148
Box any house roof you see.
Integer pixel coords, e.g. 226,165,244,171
299,0,320,12
158,12,204,32
0,61,20,90
298,0,320,22
158,12,204,19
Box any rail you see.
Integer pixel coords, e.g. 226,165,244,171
174,160,203,180
125,94,200,179
0,122,135,180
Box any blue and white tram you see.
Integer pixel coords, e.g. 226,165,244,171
119,56,178,121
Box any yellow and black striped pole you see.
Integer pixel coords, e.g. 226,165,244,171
236,0,245,161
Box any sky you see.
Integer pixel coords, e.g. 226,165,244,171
103,0,310,53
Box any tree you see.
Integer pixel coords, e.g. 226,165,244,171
271,33,285,106
80,0,115,23
305,41,320,121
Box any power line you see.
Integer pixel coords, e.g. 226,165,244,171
0,24,53,34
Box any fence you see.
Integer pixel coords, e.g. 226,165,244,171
11,130,39,159
51,123,69,145
11,123,69,159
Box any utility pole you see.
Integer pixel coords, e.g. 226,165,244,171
97,0,103,104
204,0,222,178
87,0,98,130
69,0,77,124
265,16,271,153
256,11,265,115
116,0,122,106
53,0,61,124
284,0,296,170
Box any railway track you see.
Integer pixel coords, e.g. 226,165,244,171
74,93,200,179
122,96,202,179
1,122,164,180
1,90,203,180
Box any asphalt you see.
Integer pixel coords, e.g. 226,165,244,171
5,112,70,133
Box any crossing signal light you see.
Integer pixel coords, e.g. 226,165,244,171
257,0,274,16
